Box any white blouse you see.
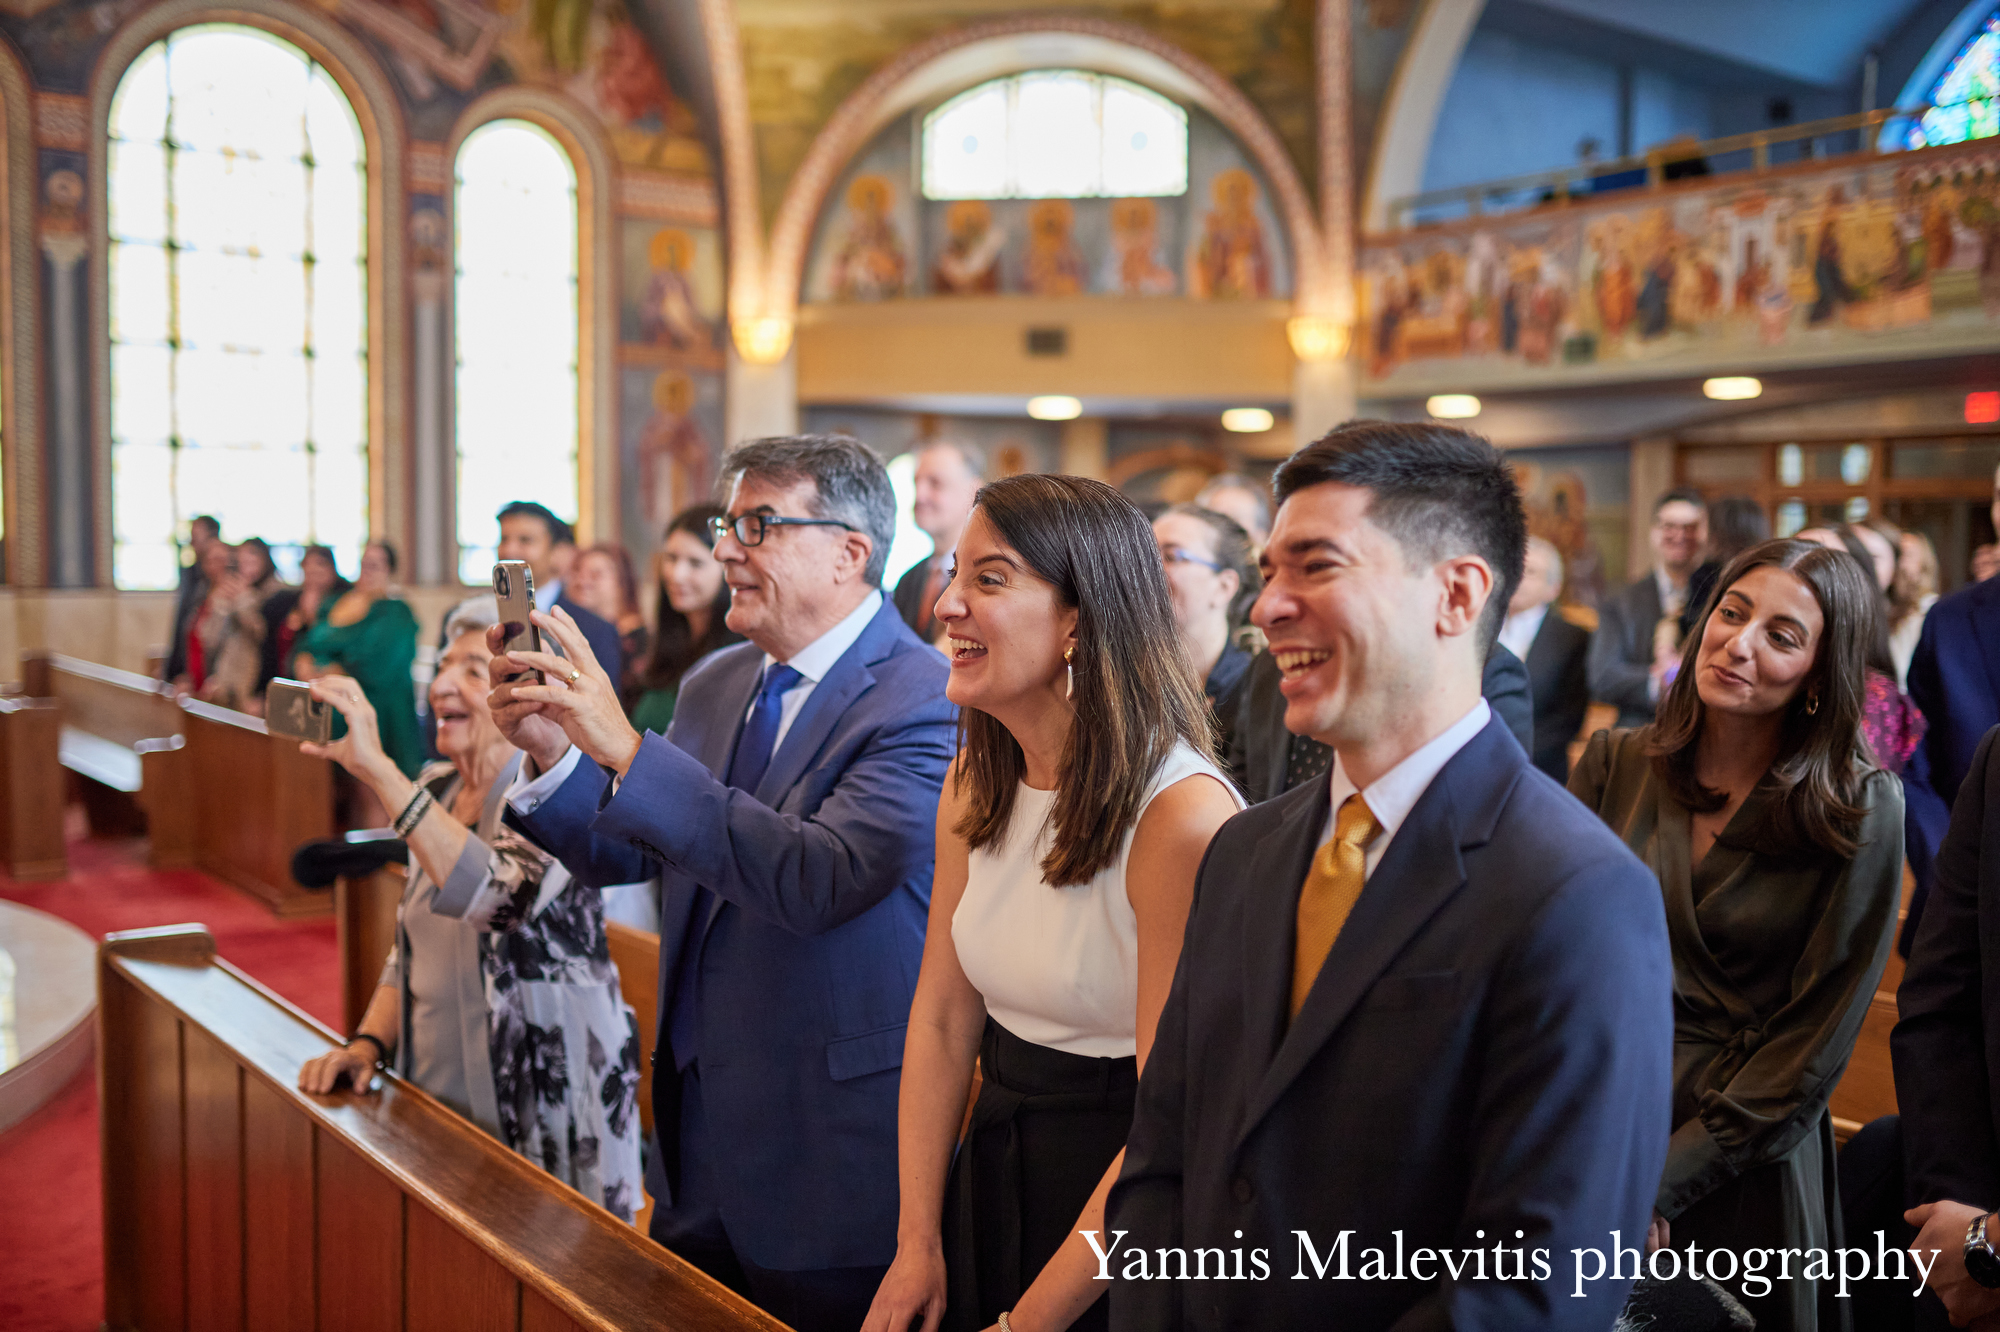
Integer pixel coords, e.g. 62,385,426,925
952,741,1240,1058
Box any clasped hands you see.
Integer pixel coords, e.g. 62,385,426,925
486,607,644,779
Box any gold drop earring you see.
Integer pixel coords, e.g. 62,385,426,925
1064,646,1075,701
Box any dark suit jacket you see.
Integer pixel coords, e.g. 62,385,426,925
1895,724,2000,1211
1228,644,1535,805
1588,572,1668,730
1522,608,1591,782
1107,717,1673,1329
553,589,626,683
508,597,956,1270
1901,575,2000,951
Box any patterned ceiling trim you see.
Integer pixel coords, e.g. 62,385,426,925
696,0,766,322
762,13,1332,323
2,42,43,584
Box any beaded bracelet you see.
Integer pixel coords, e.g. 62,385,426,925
393,786,435,837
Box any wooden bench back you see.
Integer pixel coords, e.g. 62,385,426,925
180,699,334,917
99,924,788,1332
606,921,661,1139
22,649,182,748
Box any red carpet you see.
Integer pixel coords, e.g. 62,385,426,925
0,825,339,1332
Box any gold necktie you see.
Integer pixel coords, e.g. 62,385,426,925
1291,794,1383,1017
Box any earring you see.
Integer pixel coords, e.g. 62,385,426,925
1805,692,1819,716
1064,646,1075,701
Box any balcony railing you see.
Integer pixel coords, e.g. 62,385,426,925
1383,103,1981,232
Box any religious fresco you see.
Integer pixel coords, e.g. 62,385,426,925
619,220,725,355
619,364,723,546
1508,446,1631,610
803,107,1291,303
1359,140,2000,393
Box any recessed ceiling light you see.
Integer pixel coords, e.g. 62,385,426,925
1426,394,1481,419
1702,376,1762,400
1027,395,1083,421
1220,407,1275,433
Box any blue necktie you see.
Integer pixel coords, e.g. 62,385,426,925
670,661,802,1071
725,663,804,795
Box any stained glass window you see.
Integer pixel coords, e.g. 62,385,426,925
922,71,1188,201
108,24,368,590
1908,10,2000,149
454,120,579,584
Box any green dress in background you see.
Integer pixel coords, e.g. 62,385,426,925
628,686,680,737
298,595,424,778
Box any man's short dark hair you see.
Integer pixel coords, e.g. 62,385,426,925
190,515,220,539
1272,419,1527,658
497,500,574,547
722,434,898,587
1652,487,1707,517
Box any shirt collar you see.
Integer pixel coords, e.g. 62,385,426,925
1328,698,1491,841
1499,602,1548,658
766,588,884,684
533,577,561,613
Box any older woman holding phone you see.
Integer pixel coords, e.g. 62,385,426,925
296,598,644,1222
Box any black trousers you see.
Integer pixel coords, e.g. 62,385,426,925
650,1062,888,1332
941,1020,1137,1332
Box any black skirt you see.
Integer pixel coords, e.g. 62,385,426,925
941,1019,1137,1332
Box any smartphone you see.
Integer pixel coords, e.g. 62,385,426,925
266,678,332,744
493,560,542,685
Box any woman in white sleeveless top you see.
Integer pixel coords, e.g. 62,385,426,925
864,475,1242,1332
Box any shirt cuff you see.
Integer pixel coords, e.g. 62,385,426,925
507,744,582,815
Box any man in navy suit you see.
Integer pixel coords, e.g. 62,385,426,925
495,500,625,679
1107,421,1673,1329
488,436,955,1332
1902,470,2000,951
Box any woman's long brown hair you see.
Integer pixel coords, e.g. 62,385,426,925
1648,537,1877,859
953,474,1215,886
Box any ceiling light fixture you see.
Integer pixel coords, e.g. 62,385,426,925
1702,376,1762,401
1221,407,1275,433
1426,394,1481,419
1027,395,1083,421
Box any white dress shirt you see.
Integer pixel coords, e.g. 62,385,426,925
508,589,884,813
534,576,561,613
1496,603,1549,664
1320,698,1491,878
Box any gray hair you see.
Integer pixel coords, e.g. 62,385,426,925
442,596,499,647
918,438,987,481
1526,534,1564,590
1195,472,1272,536
721,434,898,586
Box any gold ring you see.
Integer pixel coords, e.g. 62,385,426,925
565,668,582,685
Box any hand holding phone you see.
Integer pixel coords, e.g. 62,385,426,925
266,678,332,744
493,560,543,684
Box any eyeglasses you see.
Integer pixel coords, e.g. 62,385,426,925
708,513,858,547
1159,545,1224,572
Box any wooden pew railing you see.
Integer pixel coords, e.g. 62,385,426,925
1828,871,1913,1142
100,924,787,1332
21,650,189,865
179,699,334,917
0,696,67,877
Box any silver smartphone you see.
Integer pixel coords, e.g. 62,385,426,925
266,678,332,744
493,560,542,684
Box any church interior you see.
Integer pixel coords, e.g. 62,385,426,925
1,0,1997,1327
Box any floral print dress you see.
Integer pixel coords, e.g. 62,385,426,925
379,755,645,1223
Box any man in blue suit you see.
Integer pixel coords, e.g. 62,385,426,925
1902,479,2000,952
488,436,955,1332
1107,421,1674,1330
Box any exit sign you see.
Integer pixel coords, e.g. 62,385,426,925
1969,392,2000,424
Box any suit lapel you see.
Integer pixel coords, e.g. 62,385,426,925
1234,722,1518,1151
1237,781,1328,1081
1969,582,2000,717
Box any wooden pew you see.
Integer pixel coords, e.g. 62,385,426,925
180,699,335,917
21,650,190,864
1828,873,1914,1141
606,921,661,1140
0,696,67,878
99,924,789,1332
335,865,405,1033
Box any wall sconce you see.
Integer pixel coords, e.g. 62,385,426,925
732,316,795,365
1285,316,1351,362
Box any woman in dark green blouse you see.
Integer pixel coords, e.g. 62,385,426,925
295,541,423,778
627,504,740,735
1569,538,1902,1332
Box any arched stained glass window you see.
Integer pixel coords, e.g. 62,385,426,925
108,24,368,590
1908,9,2000,148
922,71,1188,201
454,120,579,584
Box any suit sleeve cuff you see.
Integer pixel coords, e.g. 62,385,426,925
507,745,581,815
1656,1114,1734,1220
